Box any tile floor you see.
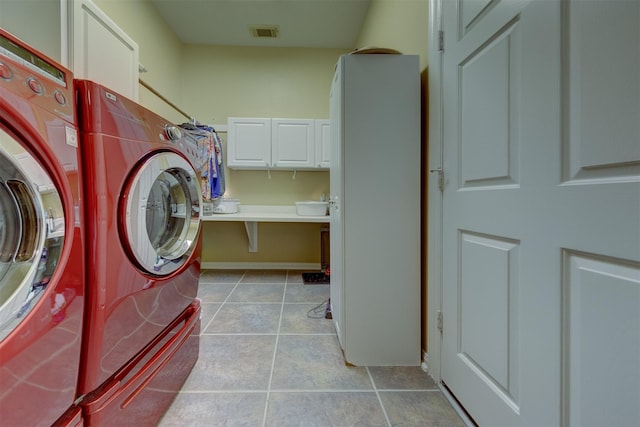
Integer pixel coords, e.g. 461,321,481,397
158,270,466,427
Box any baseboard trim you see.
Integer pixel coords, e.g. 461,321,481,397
201,262,321,270
421,351,429,374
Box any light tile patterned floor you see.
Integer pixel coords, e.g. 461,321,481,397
158,270,465,427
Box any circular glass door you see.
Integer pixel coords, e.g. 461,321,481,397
0,126,64,341
122,151,201,276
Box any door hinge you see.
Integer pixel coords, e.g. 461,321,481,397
430,167,444,192
437,310,443,334
438,30,444,52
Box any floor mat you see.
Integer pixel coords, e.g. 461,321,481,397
302,272,330,284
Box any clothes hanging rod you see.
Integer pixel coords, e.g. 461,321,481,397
139,78,191,121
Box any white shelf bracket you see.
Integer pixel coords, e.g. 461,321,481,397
244,221,258,252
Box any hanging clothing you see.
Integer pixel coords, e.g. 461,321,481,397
179,123,226,201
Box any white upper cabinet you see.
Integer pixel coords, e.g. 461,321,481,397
271,119,315,169
227,117,330,170
315,119,331,169
227,117,272,168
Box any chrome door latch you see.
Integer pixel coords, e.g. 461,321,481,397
430,167,444,192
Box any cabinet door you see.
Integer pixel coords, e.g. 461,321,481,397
315,119,331,169
70,0,139,101
271,119,315,169
227,117,271,169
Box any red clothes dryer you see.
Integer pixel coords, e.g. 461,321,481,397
75,80,202,425
0,29,85,425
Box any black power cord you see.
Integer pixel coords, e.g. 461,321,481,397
307,299,331,319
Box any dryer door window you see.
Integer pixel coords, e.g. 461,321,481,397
0,127,65,341
123,152,201,275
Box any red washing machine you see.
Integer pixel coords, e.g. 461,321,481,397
0,30,84,426
75,79,202,425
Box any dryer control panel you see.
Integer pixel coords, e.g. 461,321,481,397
0,31,75,123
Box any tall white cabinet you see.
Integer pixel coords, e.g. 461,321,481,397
329,54,421,366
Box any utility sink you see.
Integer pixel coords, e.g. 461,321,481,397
295,201,328,216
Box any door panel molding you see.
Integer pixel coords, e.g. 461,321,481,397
459,17,520,189
561,0,640,183
562,250,640,426
458,231,520,406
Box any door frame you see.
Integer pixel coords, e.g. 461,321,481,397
425,4,502,423
426,0,443,383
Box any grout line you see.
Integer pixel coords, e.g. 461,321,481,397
200,271,245,333
236,282,287,285
372,388,442,392
200,332,279,336
266,388,377,393
172,388,389,394
171,387,441,394
283,301,331,305
223,301,284,305
168,389,269,394
275,332,335,336
262,278,288,427
367,367,393,427
167,270,463,426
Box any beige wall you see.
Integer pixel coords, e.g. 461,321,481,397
180,45,346,122
179,44,344,204
203,221,325,266
178,45,343,264
0,0,62,62
3,0,430,352
88,0,429,266
3,0,429,267
94,0,186,123
356,0,429,70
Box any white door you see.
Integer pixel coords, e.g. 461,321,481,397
438,0,640,425
69,0,139,100
329,66,344,347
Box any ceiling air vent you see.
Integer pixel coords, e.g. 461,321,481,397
250,25,279,38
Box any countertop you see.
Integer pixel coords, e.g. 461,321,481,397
201,204,329,223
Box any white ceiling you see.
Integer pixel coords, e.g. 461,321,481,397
150,0,371,49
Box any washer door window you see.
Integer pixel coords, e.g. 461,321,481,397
123,152,201,276
0,127,64,341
